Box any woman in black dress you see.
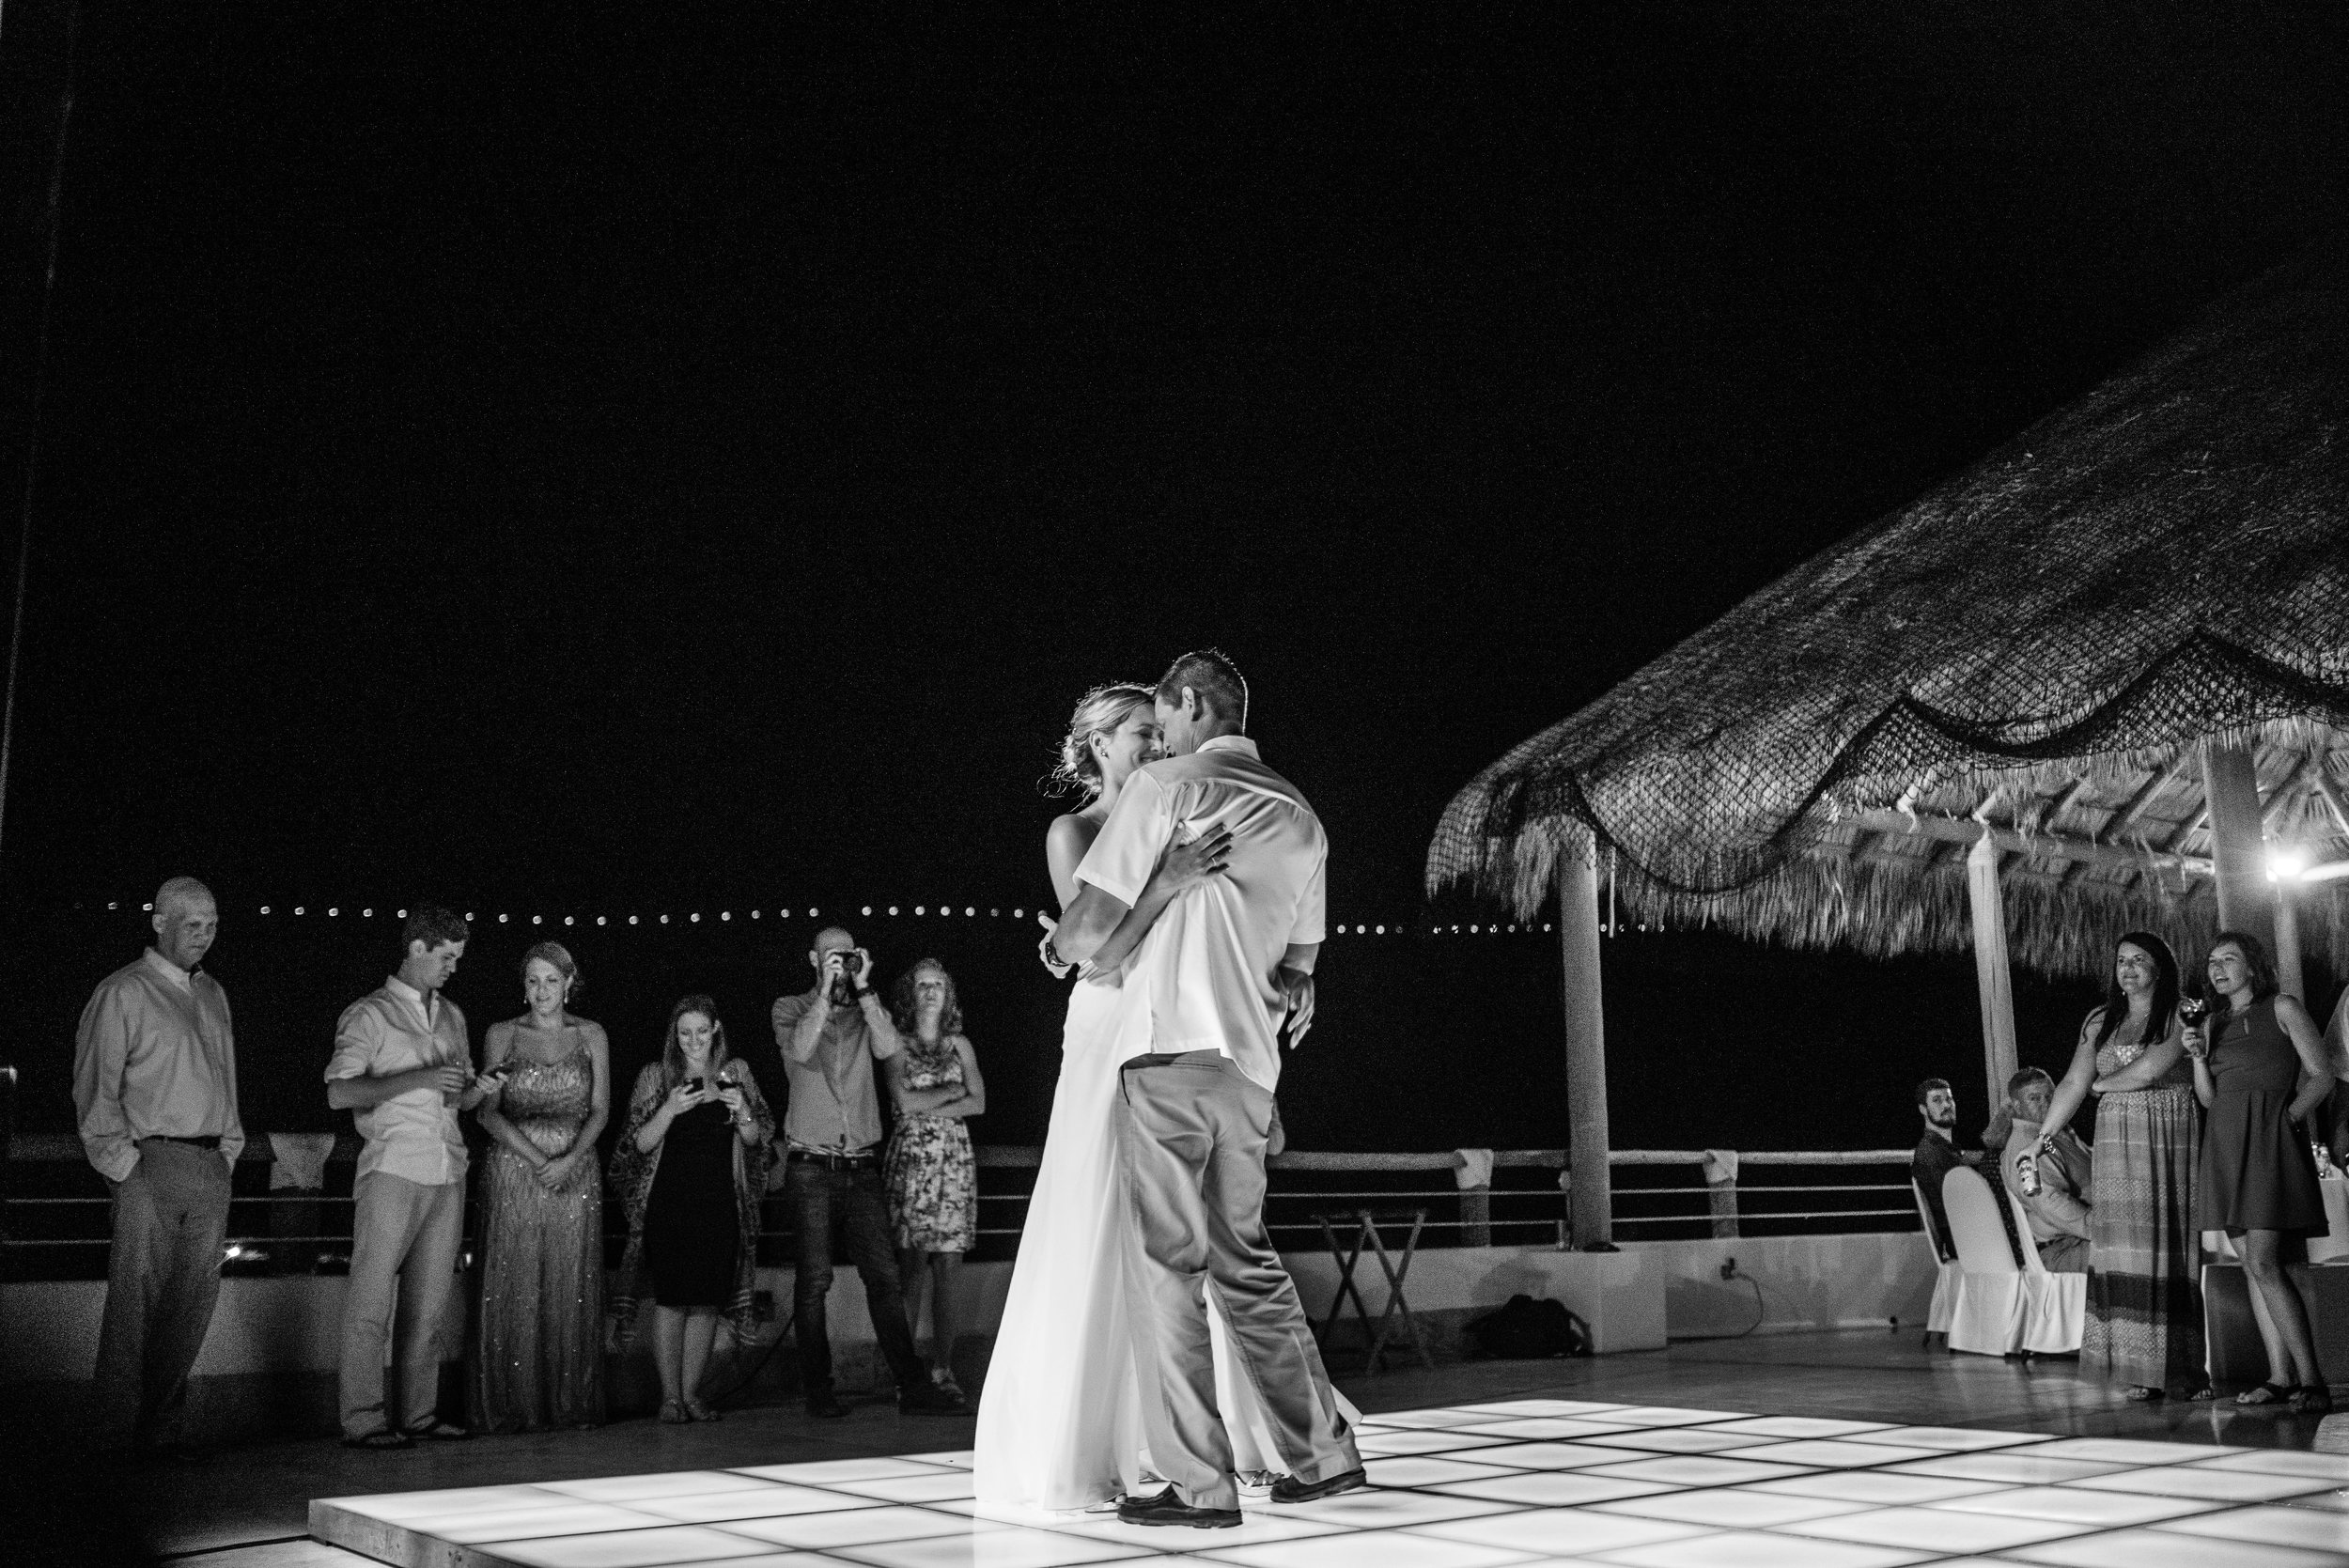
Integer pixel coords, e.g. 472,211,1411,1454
610,996,773,1423
2186,931,2333,1412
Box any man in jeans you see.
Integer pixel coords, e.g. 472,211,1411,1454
772,925,965,1417
326,906,494,1449
74,877,242,1460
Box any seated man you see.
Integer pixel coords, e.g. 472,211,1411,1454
1998,1066,2092,1273
1911,1077,2023,1265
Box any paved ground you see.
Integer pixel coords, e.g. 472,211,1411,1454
12,1328,2342,1566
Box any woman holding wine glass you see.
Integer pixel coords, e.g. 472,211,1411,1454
2186,931,2333,1411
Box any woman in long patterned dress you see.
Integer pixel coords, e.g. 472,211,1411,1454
609,996,774,1423
471,941,610,1431
2186,931,2333,1411
882,959,985,1398
2039,930,2203,1399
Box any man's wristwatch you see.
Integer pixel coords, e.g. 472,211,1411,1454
853,984,874,1001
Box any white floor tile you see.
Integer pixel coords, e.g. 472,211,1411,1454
1452,1399,1635,1417
1359,1428,1521,1455
2157,1505,2349,1550
2201,1450,2349,1481
483,1525,799,1567
439,1504,666,1544
821,1473,980,1504
1359,1408,1513,1429
2026,1436,2247,1465
544,1472,792,1501
1699,1417,1894,1439
827,1527,1159,1568
721,1505,1006,1549
1750,1471,2008,1506
1409,1507,1708,1554
1457,1417,1649,1440
2067,1463,2338,1501
2000,1527,2349,1568
632,1485,886,1523
1430,1472,1673,1506
2279,1490,2349,1514
735,1458,959,1485
899,1452,976,1469
328,1484,570,1521
1926,1485,2219,1526
1887,1452,2126,1484
1586,1487,1874,1528
1264,1488,1523,1529
1363,1455,1530,1488
1470,1442,1670,1471
1569,1428,1773,1454
1584,1529,1935,1568
1194,1533,1536,1568
1719,1439,1943,1468
1037,1509,1347,1549
1777,1504,2092,1553
1866,1425,2049,1451
1591,1407,1753,1428
1575,1454,1811,1486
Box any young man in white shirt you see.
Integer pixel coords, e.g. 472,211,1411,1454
1053,649,1362,1528
326,905,494,1448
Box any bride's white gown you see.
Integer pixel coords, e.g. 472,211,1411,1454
975,960,1348,1510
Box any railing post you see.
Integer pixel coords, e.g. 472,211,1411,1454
1459,1186,1491,1248
1703,1150,1739,1240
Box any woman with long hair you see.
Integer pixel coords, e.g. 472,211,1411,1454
2038,930,2202,1399
881,958,985,1398
976,682,1349,1511
471,942,609,1431
609,996,773,1423
2186,931,2333,1410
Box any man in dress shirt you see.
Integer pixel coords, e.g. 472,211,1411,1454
1997,1067,2093,1272
326,906,491,1448
74,876,241,1458
1053,649,1363,1528
772,927,964,1418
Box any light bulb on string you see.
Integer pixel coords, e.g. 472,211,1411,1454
889,906,899,916
294,907,305,916
259,906,272,915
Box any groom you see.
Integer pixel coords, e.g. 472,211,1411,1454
1050,649,1363,1528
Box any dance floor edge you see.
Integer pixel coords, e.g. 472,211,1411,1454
309,1400,2349,1568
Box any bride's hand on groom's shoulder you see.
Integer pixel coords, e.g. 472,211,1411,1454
1159,825,1233,891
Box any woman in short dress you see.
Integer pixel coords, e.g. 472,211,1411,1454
471,941,609,1431
2038,930,2203,1399
609,996,773,1423
882,958,985,1398
2186,931,2333,1411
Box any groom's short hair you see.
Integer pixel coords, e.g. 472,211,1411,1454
1157,648,1248,729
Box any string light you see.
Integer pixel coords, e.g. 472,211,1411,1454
498,914,508,924
915,906,926,915
329,908,339,916
889,906,899,916
143,902,153,911
751,909,760,919
597,916,607,925
629,916,639,924
363,908,373,917
259,906,271,915
965,906,975,917
398,908,408,918
294,907,305,916
721,911,731,921
531,914,542,924
564,915,574,925
862,906,872,916
660,915,669,924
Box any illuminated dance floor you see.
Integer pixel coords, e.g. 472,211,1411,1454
310,1396,2349,1568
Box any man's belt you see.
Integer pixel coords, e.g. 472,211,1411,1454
147,1134,223,1150
786,1148,879,1171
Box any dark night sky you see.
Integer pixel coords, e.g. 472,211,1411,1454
2,3,2346,1151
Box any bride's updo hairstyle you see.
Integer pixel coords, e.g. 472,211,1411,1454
1047,682,1154,799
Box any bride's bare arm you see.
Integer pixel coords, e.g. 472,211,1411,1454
1046,815,1096,911
1084,828,1235,972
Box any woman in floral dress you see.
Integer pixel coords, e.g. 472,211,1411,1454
883,959,985,1397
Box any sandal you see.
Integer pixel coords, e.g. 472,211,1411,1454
2292,1384,2335,1414
341,1429,413,1451
683,1400,721,1422
2237,1382,2294,1406
658,1399,690,1425
2123,1385,2165,1402
404,1420,471,1441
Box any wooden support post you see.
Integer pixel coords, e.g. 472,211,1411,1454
1966,831,2020,1115
1560,847,1612,1249
2276,882,2306,1001
2202,740,2280,959
1459,1185,1492,1248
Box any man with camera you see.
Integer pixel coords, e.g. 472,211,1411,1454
772,926,966,1417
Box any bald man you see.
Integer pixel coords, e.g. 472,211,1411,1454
773,926,963,1416
74,877,242,1458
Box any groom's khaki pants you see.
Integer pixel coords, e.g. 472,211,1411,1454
1118,1049,1359,1510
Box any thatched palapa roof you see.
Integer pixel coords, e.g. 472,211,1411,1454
1429,239,2349,981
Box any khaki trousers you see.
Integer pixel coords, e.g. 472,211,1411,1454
1117,1050,1358,1509
94,1139,232,1447
339,1172,465,1438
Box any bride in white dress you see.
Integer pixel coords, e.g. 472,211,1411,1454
975,683,1347,1511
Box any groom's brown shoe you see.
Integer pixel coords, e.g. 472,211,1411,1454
1269,1467,1367,1504
1116,1486,1242,1529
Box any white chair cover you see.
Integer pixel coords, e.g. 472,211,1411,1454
2007,1188,2085,1353
1943,1167,2027,1356
1912,1179,1961,1333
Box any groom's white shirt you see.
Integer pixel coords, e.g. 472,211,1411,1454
1076,734,1326,1092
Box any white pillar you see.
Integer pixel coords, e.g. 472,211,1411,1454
1966,831,2019,1114
1559,846,1611,1248
2203,740,2281,956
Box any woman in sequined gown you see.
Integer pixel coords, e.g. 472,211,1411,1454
471,942,610,1432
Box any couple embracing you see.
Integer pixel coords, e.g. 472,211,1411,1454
974,650,1364,1529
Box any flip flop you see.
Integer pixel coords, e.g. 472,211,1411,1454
2237,1382,2293,1406
341,1430,413,1451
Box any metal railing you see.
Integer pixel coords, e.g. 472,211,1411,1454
0,1131,1921,1278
